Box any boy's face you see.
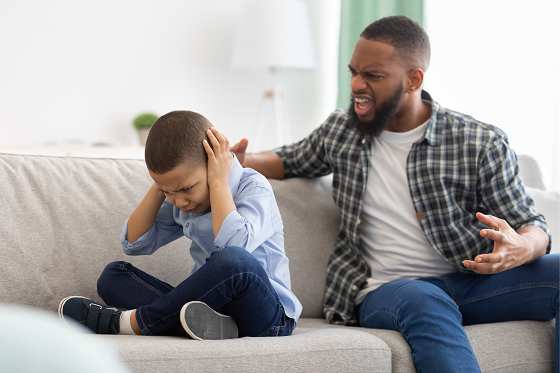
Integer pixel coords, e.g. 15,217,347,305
149,164,211,214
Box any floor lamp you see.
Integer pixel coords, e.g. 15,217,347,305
231,0,316,149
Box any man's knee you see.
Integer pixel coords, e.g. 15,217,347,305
392,280,459,316
524,253,560,286
360,280,461,330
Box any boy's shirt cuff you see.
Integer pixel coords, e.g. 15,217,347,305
121,218,157,255
213,210,246,250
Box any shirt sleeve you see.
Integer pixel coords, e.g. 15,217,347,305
273,112,340,179
213,179,277,252
121,199,184,255
478,137,552,253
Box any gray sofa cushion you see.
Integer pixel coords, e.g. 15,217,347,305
299,318,555,373
97,328,391,373
0,154,194,311
518,155,547,191
269,176,340,318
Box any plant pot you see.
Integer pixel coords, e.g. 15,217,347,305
137,128,151,146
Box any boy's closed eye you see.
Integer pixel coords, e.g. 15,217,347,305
159,185,195,194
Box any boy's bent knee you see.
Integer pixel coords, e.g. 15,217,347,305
209,246,262,274
97,261,129,299
99,261,128,280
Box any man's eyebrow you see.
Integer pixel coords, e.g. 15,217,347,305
348,64,384,74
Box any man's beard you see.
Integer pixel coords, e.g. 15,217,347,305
348,84,404,138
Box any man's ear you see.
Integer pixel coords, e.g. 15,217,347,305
406,68,424,94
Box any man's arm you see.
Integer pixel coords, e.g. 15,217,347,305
462,212,550,274
230,138,285,180
127,182,166,243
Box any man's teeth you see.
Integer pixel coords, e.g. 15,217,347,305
355,97,370,110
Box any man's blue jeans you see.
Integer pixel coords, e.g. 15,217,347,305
97,246,294,337
359,253,559,373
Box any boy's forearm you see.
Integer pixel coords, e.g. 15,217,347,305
209,181,236,237
127,183,166,243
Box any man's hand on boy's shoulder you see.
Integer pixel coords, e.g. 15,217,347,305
230,138,249,166
203,127,233,186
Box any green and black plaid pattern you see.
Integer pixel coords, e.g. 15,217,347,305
274,92,551,326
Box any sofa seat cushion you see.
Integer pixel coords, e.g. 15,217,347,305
298,318,555,373
96,328,391,373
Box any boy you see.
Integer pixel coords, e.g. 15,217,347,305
59,110,302,340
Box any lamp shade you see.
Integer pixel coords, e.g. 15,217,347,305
232,0,316,71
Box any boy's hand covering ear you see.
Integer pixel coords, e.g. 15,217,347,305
203,128,233,186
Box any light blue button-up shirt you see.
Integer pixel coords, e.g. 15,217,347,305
121,155,302,322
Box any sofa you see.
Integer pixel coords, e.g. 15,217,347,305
0,152,557,372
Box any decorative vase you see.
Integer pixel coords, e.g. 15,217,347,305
138,128,150,146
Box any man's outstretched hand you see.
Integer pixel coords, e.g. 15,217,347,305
230,138,249,166
462,212,536,274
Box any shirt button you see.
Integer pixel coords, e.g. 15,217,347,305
361,139,366,144
352,285,358,291
185,223,190,228
357,218,361,225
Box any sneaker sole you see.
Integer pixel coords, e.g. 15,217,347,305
180,301,238,340
58,296,90,327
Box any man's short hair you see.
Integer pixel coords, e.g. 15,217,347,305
361,15,430,71
145,110,213,174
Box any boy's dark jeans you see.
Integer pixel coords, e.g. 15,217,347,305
97,246,294,337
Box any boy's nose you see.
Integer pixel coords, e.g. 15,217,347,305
175,197,190,208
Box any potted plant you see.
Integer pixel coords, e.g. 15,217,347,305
133,113,159,146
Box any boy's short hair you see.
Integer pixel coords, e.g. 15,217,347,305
145,110,213,174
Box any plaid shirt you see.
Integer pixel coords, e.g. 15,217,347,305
274,91,551,326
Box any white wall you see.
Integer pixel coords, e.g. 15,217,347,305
424,0,560,191
0,0,340,152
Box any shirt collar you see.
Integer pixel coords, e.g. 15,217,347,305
418,90,443,147
227,153,243,197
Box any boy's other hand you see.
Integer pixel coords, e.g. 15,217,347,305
204,128,233,186
230,138,248,166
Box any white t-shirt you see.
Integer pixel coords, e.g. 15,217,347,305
355,120,456,304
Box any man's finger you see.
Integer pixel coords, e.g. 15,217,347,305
462,260,501,274
476,212,501,230
474,252,503,264
480,229,505,243
230,138,249,152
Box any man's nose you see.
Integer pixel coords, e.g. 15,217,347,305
350,73,366,92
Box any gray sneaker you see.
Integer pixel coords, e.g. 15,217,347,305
180,301,238,340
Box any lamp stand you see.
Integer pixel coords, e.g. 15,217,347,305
253,68,291,150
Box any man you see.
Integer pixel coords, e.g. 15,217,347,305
232,15,558,372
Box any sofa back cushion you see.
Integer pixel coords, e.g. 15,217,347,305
0,154,339,319
0,154,194,313
269,177,340,318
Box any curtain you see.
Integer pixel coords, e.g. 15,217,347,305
336,0,424,109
